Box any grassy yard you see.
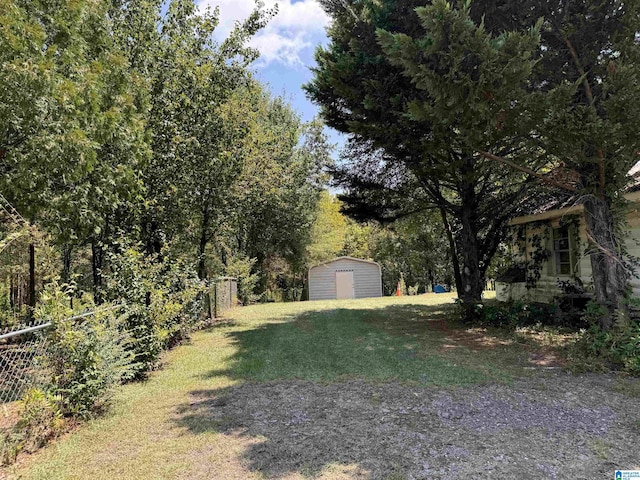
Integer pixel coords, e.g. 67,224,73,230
4,293,637,479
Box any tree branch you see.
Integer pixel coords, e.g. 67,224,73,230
477,150,578,192
562,35,594,106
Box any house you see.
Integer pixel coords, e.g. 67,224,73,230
496,190,640,303
308,256,382,301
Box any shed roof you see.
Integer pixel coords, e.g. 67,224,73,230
309,256,381,270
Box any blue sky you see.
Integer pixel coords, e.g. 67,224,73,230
198,0,345,150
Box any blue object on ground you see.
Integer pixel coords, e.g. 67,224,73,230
433,284,446,293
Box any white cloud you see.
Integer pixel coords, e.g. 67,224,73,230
198,0,330,67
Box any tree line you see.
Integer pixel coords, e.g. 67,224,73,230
0,0,333,310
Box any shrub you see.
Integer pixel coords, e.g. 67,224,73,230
571,302,640,375
225,254,259,305
398,275,407,296
1,389,64,465
105,243,206,376
36,283,136,417
466,301,557,329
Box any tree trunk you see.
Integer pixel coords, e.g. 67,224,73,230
428,269,435,292
439,206,463,293
61,244,73,284
28,241,36,317
91,240,104,304
583,196,629,329
197,210,210,281
457,185,484,320
142,217,163,256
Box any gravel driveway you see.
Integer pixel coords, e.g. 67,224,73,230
183,373,640,479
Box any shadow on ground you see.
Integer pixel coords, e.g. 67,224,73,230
199,303,539,386
174,378,638,479
172,301,640,478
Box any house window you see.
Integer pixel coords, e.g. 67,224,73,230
552,226,572,275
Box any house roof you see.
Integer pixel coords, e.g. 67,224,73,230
309,256,381,270
511,190,640,225
510,161,640,224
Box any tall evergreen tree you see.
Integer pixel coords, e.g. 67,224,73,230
306,0,548,314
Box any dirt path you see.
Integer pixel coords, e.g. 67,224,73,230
181,374,639,479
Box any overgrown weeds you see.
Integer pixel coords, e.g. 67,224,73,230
1,389,64,466
464,299,640,376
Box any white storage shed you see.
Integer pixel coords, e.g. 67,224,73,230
308,256,383,301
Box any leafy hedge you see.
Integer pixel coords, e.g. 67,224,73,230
463,300,557,328
105,246,207,376
1,246,208,465
570,301,640,375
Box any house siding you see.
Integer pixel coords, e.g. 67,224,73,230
308,258,383,301
625,203,640,297
497,196,640,302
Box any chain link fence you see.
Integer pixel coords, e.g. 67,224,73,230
0,322,50,404
1,284,236,407
0,306,124,406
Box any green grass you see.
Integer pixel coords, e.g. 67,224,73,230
4,292,540,480
220,306,488,385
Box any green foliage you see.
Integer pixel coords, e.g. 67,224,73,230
308,0,547,307
224,254,259,305
470,301,556,329
306,191,347,265
478,0,640,323
342,219,373,260
569,300,640,374
572,320,640,375
371,214,452,295
397,274,407,296
0,0,339,465
1,388,64,466
105,244,206,375
230,91,325,274
1,0,332,312
36,283,136,417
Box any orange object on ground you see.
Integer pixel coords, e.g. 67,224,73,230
396,282,402,296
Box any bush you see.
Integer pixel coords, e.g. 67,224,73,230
398,275,407,296
225,254,259,305
467,301,557,329
571,302,640,375
1,389,64,465
2,245,209,464
36,283,136,417
105,244,206,376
